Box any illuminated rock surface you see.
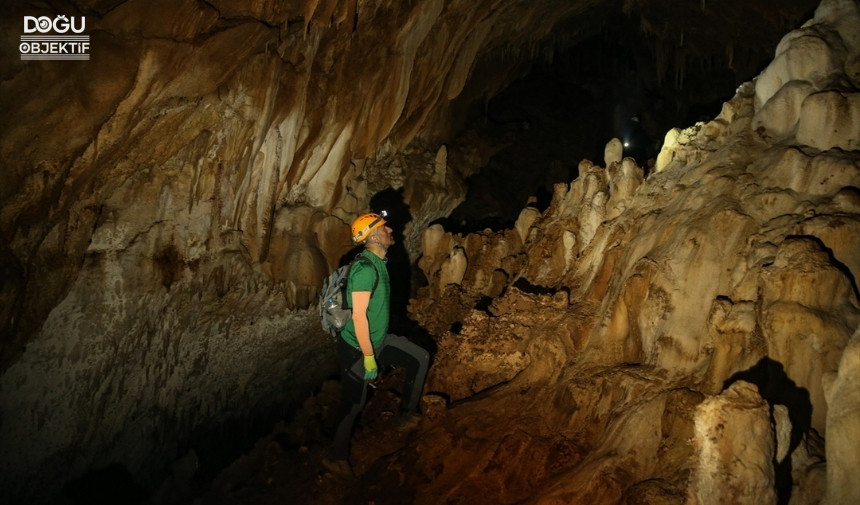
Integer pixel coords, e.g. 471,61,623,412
0,0,857,504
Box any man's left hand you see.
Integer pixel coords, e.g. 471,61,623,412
363,354,378,381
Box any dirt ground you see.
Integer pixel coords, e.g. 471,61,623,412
197,368,426,505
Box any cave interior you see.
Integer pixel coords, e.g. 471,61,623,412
2,0,857,504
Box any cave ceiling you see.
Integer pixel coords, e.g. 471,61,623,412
0,0,820,365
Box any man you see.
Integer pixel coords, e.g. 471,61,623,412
324,211,430,475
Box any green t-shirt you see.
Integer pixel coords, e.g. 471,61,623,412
340,250,390,349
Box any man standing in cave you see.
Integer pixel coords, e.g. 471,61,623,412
324,211,430,476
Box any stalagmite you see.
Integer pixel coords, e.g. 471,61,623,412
687,381,777,505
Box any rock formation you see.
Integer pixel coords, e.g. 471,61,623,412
1,0,857,504
404,2,860,503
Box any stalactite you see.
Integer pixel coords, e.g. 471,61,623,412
674,50,686,89
655,39,666,86
726,43,734,70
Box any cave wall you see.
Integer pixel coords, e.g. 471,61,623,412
0,0,608,500
409,1,860,503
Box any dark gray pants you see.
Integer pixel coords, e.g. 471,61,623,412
328,333,429,461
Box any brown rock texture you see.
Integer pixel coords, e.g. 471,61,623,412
203,3,860,503
0,0,857,504
402,2,859,504
686,381,777,505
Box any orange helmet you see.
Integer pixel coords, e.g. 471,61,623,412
351,210,387,243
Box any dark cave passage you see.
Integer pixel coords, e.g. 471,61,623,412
437,10,807,234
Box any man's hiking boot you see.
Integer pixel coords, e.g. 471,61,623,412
322,457,353,477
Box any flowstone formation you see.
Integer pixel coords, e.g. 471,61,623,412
198,3,858,505
404,3,860,504
0,0,531,500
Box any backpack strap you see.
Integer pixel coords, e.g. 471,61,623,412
352,253,380,293
342,254,379,311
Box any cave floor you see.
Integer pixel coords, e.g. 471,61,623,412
197,370,426,505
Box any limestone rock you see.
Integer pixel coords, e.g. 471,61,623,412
606,157,644,220
687,381,777,505
655,127,682,172
438,247,468,287
753,0,860,148
605,137,624,166
773,404,792,463
760,237,860,433
514,206,541,244
403,4,860,505
654,122,712,173
410,226,525,334
755,34,842,111
796,90,860,151
426,309,530,402
822,329,860,505
751,80,815,142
